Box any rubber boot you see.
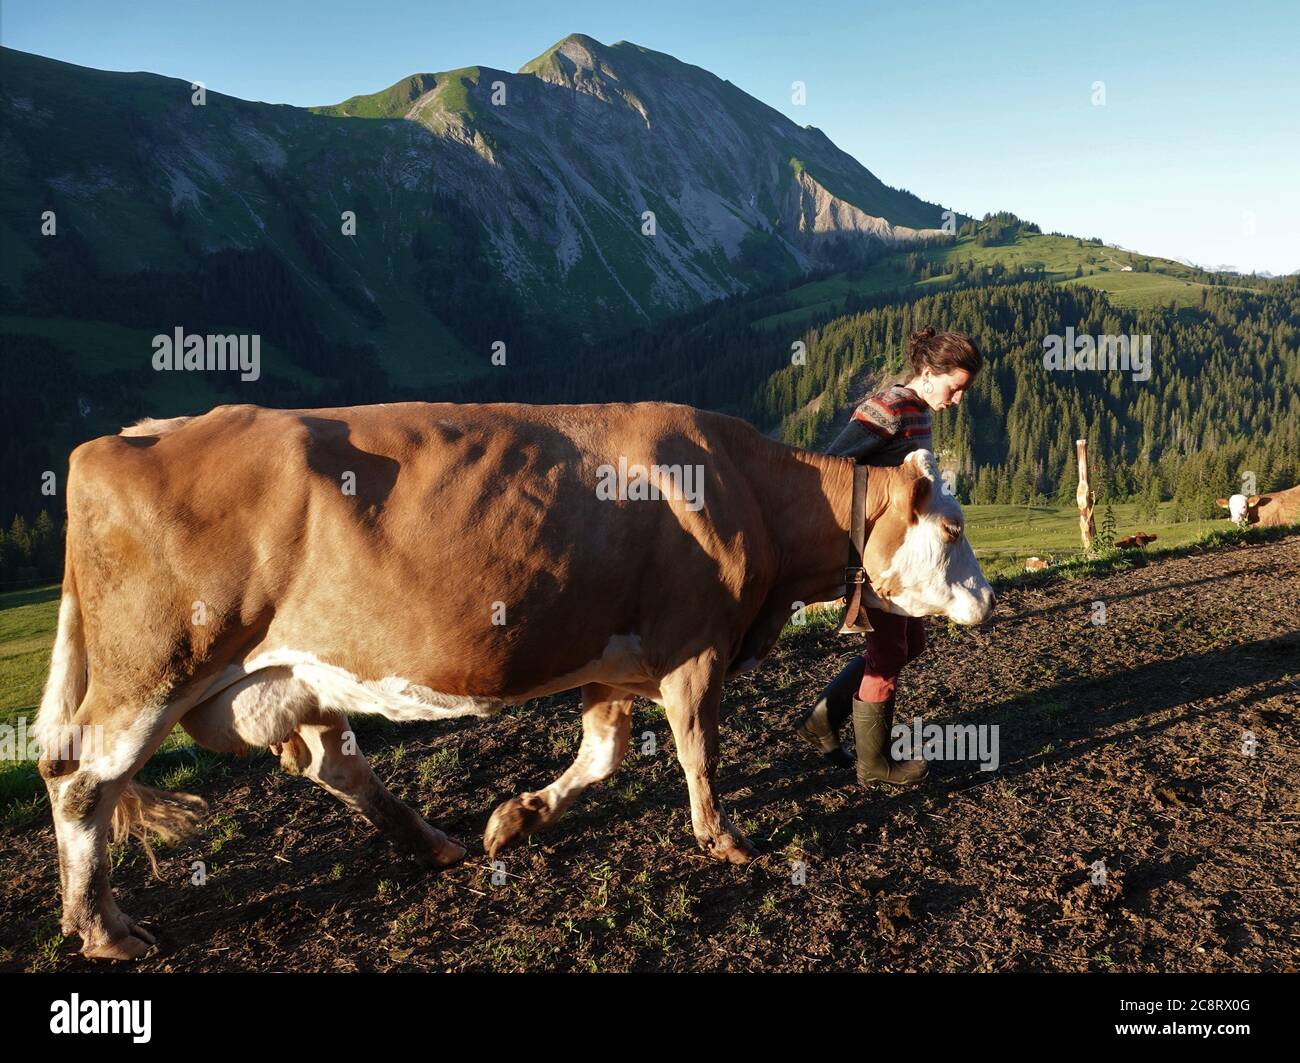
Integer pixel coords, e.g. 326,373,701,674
852,694,929,786
795,657,864,769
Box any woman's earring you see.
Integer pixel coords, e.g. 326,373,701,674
922,377,933,394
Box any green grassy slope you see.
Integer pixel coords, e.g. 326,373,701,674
1060,270,1230,309
752,231,1248,330
310,73,440,118
0,584,57,731
964,502,1232,578
0,584,57,817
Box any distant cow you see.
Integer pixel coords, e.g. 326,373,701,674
1217,486,1300,527
1024,557,1050,571
35,401,994,959
1116,533,1158,549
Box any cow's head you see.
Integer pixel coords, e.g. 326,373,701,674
1217,494,1258,525
862,450,995,625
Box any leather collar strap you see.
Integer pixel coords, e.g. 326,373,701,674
839,463,874,634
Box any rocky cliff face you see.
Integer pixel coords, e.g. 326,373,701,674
329,34,952,316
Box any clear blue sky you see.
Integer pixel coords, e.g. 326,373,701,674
5,0,1297,273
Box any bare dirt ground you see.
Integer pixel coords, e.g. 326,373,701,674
2,535,1297,972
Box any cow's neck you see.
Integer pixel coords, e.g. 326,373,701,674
755,447,888,604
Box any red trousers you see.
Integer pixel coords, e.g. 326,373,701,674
857,607,927,701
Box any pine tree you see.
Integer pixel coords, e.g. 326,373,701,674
1138,476,1162,523
1010,465,1034,506
7,516,30,562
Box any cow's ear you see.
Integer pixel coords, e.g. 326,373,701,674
1216,498,1229,509
907,470,931,524
1247,495,1262,507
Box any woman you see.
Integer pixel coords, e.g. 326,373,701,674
797,326,983,787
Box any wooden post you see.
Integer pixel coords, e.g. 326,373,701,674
1076,438,1096,550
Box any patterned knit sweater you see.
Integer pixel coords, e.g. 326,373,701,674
825,384,932,466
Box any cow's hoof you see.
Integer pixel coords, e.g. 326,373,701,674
412,831,467,870
702,832,760,865
81,919,155,961
395,816,468,869
483,793,548,857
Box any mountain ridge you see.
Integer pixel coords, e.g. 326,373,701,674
2,35,959,366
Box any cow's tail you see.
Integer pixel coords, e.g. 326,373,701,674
110,785,207,877
33,575,88,762
36,569,205,877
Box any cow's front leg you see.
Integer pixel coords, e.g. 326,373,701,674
662,648,758,865
484,682,632,856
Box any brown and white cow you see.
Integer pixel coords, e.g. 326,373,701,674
1217,486,1300,527
35,401,994,959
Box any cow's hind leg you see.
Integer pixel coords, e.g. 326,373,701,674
662,647,758,865
279,713,466,869
484,682,632,857
40,692,201,960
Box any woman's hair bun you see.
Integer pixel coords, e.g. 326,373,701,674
907,326,937,356
906,326,983,377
